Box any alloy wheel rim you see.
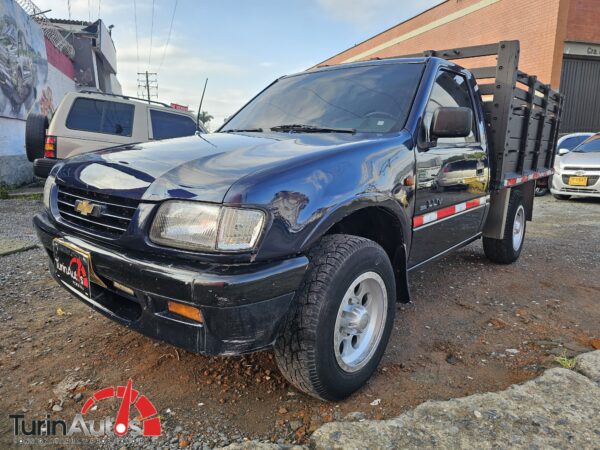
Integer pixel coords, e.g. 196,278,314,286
512,205,525,251
333,271,387,373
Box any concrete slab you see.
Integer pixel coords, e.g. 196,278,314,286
0,238,38,256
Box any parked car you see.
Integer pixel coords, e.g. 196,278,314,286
435,158,485,189
551,133,600,200
26,91,207,178
535,132,594,196
33,41,561,400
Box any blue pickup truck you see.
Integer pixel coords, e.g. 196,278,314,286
34,41,561,400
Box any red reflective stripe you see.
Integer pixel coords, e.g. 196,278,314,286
436,205,456,220
466,199,480,209
413,196,488,229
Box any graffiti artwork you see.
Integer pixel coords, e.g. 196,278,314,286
0,0,47,120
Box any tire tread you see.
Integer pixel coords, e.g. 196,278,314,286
274,234,387,400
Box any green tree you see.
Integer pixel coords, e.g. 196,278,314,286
198,111,213,125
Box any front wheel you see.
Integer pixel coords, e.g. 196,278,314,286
274,235,396,401
483,191,526,264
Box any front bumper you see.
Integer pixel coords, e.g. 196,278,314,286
550,171,600,198
33,211,308,355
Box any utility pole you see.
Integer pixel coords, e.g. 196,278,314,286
137,71,158,103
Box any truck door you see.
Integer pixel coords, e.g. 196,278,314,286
409,70,489,267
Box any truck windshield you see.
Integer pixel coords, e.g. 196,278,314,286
573,135,600,153
221,63,424,134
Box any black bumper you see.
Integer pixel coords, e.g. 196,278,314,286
33,212,308,355
33,158,59,178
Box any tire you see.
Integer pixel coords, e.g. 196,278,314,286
483,191,526,264
534,183,548,197
274,234,396,401
25,113,48,162
553,194,571,201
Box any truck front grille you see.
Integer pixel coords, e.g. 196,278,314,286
56,185,139,237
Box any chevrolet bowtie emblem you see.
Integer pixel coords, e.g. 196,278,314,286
74,199,103,217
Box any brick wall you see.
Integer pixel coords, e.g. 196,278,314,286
319,0,573,87
566,0,600,44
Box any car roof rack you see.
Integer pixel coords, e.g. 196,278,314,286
78,90,174,109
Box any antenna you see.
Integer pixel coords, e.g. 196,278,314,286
197,78,208,125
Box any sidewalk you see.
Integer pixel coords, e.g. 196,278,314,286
224,351,600,449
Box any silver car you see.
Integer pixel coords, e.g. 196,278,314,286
551,133,600,200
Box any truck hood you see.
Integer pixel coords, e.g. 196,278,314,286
55,132,373,202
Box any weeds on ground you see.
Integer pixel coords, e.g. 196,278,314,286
0,184,8,199
554,352,577,370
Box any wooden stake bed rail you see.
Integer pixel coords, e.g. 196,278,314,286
404,41,563,190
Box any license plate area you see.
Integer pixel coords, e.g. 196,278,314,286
52,239,92,299
568,176,588,186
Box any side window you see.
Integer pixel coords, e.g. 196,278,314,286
423,71,477,145
66,98,134,136
150,110,197,140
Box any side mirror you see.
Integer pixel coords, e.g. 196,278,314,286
557,148,569,156
431,107,473,139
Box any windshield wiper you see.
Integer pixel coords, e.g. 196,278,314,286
270,124,356,134
222,128,264,133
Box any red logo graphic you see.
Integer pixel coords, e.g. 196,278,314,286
81,379,161,436
69,257,88,288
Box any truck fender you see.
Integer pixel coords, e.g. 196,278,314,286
299,194,412,303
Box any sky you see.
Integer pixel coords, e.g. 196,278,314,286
36,0,443,129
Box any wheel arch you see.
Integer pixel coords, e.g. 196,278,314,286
301,199,411,303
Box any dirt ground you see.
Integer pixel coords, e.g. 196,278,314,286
0,195,599,448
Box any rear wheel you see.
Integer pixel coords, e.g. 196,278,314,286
483,191,526,264
25,113,48,162
274,234,396,401
553,194,571,201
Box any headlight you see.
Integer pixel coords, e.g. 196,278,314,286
43,175,55,209
150,201,266,252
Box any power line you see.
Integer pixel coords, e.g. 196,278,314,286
148,0,156,69
133,0,140,72
158,0,178,71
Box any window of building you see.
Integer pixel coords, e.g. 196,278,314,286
66,98,135,136
150,110,198,140
423,71,477,145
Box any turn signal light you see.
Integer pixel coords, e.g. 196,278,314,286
167,301,204,323
44,136,57,158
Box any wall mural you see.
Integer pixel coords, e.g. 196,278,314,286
0,0,48,120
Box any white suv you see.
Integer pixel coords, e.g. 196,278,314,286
551,133,600,200
26,91,206,178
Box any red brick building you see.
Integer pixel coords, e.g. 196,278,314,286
318,0,600,133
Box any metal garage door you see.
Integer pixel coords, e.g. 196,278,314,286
559,57,600,133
